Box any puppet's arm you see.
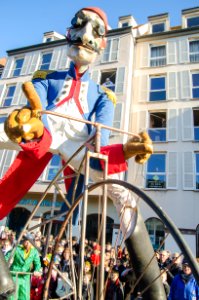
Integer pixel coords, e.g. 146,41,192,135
4,82,44,143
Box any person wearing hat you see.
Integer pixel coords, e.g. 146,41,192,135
105,266,124,300
168,258,199,300
0,6,165,300
8,235,41,300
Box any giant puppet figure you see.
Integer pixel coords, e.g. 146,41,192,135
0,7,166,299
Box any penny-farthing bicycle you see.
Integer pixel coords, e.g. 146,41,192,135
9,111,199,300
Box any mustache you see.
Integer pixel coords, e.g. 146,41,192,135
66,36,99,53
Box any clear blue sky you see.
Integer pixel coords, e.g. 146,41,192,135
0,0,198,58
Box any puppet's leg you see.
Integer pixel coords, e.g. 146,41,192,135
0,151,52,219
90,171,166,300
0,250,15,297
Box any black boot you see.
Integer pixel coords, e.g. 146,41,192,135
125,210,166,300
0,250,15,297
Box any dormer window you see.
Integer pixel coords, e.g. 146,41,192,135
152,22,165,33
187,15,199,28
148,13,169,34
122,22,129,28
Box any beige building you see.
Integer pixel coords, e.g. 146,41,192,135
0,7,198,254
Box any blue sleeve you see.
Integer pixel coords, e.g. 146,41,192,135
32,78,49,129
32,78,48,110
94,93,115,147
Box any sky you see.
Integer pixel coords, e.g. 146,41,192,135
0,0,199,58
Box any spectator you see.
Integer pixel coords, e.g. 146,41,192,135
158,250,171,270
167,252,182,285
9,234,41,300
30,272,44,300
90,244,101,267
161,271,170,298
105,266,124,300
60,247,71,274
168,258,199,300
120,267,138,300
102,78,115,91
82,271,94,300
1,238,12,261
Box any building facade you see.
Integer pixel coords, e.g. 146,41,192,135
0,7,198,255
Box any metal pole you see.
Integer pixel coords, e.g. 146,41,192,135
43,187,57,257
77,151,90,299
98,156,108,300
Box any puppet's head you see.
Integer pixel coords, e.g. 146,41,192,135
66,7,108,69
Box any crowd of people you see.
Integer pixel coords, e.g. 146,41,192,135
0,226,198,300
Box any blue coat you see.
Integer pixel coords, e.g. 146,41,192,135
168,273,199,300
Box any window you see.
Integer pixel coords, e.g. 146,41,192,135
39,53,52,70
145,218,165,250
193,109,199,141
0,114,7,124
122,22,129,28
196,153,199,190
150,45,166,67
187,16,199,28
192,73,199,98
149,112,166,142
150,76,166,101
45,155,61,181
101,70,116,92
1,85,16,107
0,150,16,178
101,38,119,63
189,41,199,62
152,23,165,33
146,153,166,189
12,58,24,77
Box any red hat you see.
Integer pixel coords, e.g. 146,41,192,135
93,244,101,251
81,7,108,32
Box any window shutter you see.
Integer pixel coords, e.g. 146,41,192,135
0,84,5,104
20,54,32,75
167,109,177,141
138,75,148,102
115,67,125,94
168,72,177,99
1,57,14,78
110,38,119,61
130,112,138,132
140,44,149,68
181,70,191,99
167,41,177,64
29,53,40,74
182,107,193,141
91,70,100,84
183,152,194,190
138,111,147,131
167,152,178,189
50,48,61,70
12,83,22,105
179,39,189,63
58,47,69,69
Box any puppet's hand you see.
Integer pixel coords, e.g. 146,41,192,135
4,82,44,143
123,131,153,164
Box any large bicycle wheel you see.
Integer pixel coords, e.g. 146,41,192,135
43,179,199,300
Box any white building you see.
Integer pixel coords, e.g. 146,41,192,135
0,7,198,255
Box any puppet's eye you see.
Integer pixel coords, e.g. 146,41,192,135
71,16,83,28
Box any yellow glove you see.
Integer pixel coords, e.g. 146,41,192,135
4,82,44,143
123,131,153,164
